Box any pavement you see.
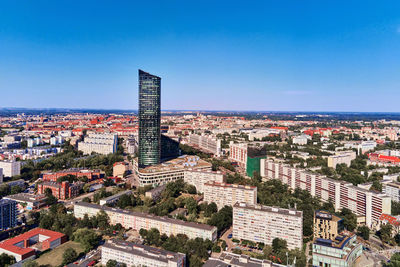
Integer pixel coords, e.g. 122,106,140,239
220,226,234,252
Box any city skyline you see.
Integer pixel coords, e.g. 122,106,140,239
1,1,400,112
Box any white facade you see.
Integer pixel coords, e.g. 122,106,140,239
292,135,310,145
203,182,257,210
327,151,356,169
229,142,248,169
383,182,400,203
184,170,225,193
101,239,185,267
78,133,118,155
233,203,303,250
0,161,21,177
188,133,222,156
261,160,391,227
74,202,217,241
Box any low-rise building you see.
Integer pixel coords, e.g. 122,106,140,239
38,181,83,200
0,228,67,263
99,190,133,206
74,202,217,241
42,168,104,182
113,162,128,178
4,193,47,210
101,239,185,267
203,182,257,210
145,184,166,201
233,202,303,250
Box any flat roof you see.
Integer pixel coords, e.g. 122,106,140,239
204,181,256,190
0,228,66,256
4,193,46,203
234,202,302,218
137,155,211,174
204,252,284,267
75,201,217,232
103,239,184,263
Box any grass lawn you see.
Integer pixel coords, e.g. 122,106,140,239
34,241,84,266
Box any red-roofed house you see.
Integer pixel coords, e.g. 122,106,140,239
0,228,67,262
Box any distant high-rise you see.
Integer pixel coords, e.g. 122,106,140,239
138,70,161,167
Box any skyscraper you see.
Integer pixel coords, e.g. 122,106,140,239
138,70,161,167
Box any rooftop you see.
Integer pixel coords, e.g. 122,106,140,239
103,239,184,263
204,181,256,190
234,202,302,218
137,155,211,174
75,201,217,232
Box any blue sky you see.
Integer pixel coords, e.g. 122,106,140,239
1,1,400,112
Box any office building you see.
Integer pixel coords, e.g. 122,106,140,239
233,203,303,250
314,211,344,240
203,182,257,210
0,160,21,177
188,133,222,156
0,228,67,262
133,155,211,187
78,133,118,155
74,202,217,241
184,170,225,193
0,199,17,230
138,69,161,167
312,233,362,267
261,160,391,227
101,239,185,267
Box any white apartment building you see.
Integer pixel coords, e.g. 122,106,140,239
133,155,212,187
188,133,222,156
229,142,248,169
233,203,303,250
261,160,391,227
292,135,310,145
184,170,225,193
78,133,117,155
383,182,400,203
0,160,21,177
203,181,257,210
327,151,356,169
50,136,64,146
101,239,185,267
358,141,377,154
74,202,217,241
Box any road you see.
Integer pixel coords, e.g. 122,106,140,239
67,249,101,267
220,226,234,252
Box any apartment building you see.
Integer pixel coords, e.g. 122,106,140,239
327,151,356,169
233,203,303,250
0,160,21,177
229,142,248,169
101,239,185,267
203,182,257,210
292,135,309,145
38,181,83,200
74,202,217,241
0,199,17,230
78,133,118,155
204,252,285,267
188,133,222,156
314,211,344,240
133,155,212,187
42,168,104,182
383,182,400,202
184,170,225,193
261,160,391,227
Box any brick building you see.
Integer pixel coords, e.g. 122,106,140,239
42,168,104,182
38,181,83,200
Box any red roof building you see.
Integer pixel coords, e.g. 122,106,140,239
0,228,67,262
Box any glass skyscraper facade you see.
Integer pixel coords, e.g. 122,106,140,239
138,70,161,167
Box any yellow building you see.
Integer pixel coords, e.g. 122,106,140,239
314,210,344,240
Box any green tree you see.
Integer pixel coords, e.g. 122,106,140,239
379,224,393,244
272,238,287,252
204,202,218,217
339,208,357,231
62,247,78,265
357,226,370,240
185,197,198,215
0,253,16,266
73,228,100,252
106,259,118,267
